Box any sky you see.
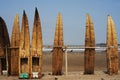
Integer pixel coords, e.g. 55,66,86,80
0,0,120,45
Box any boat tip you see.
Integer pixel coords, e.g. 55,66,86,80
107,15,110,16
35,7,38,14
0,17,4,21
23,10,26,15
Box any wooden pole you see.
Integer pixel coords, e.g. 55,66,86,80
65,47,68,75
6,45,8,76
0,58,1,75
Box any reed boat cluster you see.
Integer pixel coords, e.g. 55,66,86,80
0,8,119,78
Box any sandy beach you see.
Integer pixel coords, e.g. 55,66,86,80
0,52,120,80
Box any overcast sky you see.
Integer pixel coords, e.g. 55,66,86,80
0,0,120,45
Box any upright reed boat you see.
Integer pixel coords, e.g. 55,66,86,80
84,14,95,74
106,15,118,75
11,14,20,76
52,13,64,75
19,11,30,78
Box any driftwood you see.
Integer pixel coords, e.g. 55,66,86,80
30,8,42,78
84,14,95,74
106,15,118,75
0,17,10,75
52,13,64,75
19,11,30,77
11,14,20,76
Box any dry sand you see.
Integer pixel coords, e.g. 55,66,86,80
42,52,120,72
0,52,120,80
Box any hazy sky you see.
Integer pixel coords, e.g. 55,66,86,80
0,0,120,45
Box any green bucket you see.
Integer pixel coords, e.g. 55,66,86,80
20,73,28,79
